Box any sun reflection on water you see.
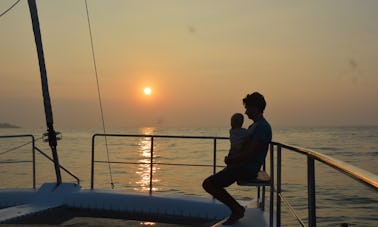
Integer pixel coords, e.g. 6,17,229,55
140,221,156,226
135,127,160,192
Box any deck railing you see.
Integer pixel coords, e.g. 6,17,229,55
0,134,80,187
91,134,229,191
91,133,378,227
273,142,378,227
0,135,36,188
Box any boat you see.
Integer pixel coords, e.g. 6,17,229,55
1,1,377,226
1,132,376,226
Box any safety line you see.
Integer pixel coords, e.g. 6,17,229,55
84,0,114,189
0,0,21,18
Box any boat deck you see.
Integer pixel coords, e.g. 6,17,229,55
212,208,268,227
0,182,270,226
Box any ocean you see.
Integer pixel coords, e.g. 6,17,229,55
0,126,377,226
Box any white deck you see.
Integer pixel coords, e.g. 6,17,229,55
212,208,268,227
0,183,270,226
0,183,80,223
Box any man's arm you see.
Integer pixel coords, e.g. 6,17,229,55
225,140,266,165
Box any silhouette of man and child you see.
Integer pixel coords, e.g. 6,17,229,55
202,92,272,225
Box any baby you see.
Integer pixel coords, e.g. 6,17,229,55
228,113,248,158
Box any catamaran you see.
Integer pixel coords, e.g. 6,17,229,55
1,1,377,226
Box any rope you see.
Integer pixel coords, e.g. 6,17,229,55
0,0,21,18
0,136,42,156
84,0,114,189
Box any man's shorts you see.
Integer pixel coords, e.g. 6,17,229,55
206,164,259,188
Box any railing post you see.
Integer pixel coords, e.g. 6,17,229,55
308,157,316,227
32,136,36,189
213,138,217,175
269,143,274,227
91,135,95,189
149,136,154,195
277,145,282,227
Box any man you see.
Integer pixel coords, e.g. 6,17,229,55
202,92,272,225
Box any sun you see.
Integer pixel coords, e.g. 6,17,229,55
143,87,152,96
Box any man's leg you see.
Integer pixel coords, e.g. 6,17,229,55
202,168,245,225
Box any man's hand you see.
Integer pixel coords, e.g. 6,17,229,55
224,155,233,165
224,155,230,165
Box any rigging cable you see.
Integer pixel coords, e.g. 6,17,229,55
84,0,114,189
0,0,21,18
0,136,42,156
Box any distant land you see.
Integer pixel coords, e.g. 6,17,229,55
0,123,20,128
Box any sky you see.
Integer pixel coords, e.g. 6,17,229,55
1,0,378,129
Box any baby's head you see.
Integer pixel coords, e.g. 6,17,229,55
231,113,244,129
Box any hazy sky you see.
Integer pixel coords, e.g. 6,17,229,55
1,1,377,129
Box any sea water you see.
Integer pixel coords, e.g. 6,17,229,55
0,126,377,226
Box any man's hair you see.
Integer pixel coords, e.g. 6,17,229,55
243,92,266,112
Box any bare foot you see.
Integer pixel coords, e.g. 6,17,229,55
222,206,245,225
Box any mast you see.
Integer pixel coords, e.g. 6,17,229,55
27,0,62,185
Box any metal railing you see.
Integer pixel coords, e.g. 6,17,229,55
0,134,80,187
91,134,378,227
0,135,36,188
271,142,378,227
91,134,276,224
91,134,229,190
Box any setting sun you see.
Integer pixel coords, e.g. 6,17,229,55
144,87,152,96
